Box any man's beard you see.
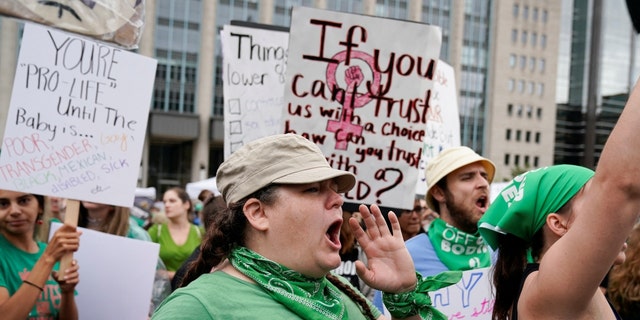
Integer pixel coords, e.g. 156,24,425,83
443,189,479,234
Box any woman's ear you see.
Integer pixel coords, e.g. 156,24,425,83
243,198,269,231
546,213,568,237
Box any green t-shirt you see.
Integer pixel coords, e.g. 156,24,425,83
151,271,381,319
148,223,202,271
0,234,63,320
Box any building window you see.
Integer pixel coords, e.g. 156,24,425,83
185,66,197,82
513,4,519,18
506,128,512,140
541,34,547,49
516,130,522,141
539,58,546,72
515,154,521,166
508,103,514,115
520,55,527,69
530,57,536,71
518,80,525,93
512,29,518,43
524,155,530,166
510,54,517,68
537,83,545,96
527,105,533,118
170,65,181,80
517,104,523,117
534,156,539,167
542,10,548,23
508,78,515,91
522,31,528,45
523,6,529,20
537,107,542,119
531,32,537,47
533,8,539,21
535,132,541,143
528,81,534,94
505,153,511,165
525,131,531,142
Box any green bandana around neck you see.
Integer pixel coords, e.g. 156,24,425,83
478,165,594,250
230,247,347,320
427,218,491,270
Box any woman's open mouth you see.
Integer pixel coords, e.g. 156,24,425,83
326,220,342,248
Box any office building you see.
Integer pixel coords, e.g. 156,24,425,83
0,0,564,195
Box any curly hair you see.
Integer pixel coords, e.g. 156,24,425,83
608,223,640,318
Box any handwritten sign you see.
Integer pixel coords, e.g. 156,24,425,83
431,267,494,319
0,23,157,207
220,24,289,159
382,267,494,319
283,7,442,209
415,61,461,195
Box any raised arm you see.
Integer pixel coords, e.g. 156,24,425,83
531,78,640,315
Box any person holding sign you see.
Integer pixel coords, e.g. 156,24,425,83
152,134,460,320
0,190,81,320
476,79,640,319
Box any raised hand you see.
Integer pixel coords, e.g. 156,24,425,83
349,204,417,294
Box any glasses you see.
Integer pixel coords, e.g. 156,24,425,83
411,206,428,214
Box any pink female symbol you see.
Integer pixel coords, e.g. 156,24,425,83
326,50,382,150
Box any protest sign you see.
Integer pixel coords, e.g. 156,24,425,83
50,222,160,320
283,7,442,209
220,23,289,159
415,61,461,195
0,23,157,208
430,267,494,319
382,267,494,319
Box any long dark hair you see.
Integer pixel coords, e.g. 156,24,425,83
179,185,377,320
179,185,278,287
491,198,572,319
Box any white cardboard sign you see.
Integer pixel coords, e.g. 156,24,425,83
0,23,157,207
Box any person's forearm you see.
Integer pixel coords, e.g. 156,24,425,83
58,292,78,320
0,257,55,319
599,79,640,197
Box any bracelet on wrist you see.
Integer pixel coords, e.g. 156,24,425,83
23,279,44,291
382,271,462,320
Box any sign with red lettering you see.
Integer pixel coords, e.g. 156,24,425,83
0,23,157,207
283,7,442,209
